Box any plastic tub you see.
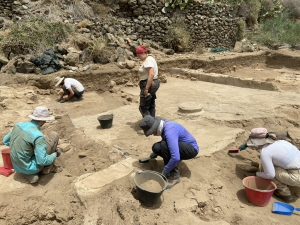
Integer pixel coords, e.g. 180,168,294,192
97,114,113,129
242,176,277,207
1,148,14,170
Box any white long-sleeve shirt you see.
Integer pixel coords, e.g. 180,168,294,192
256,140,300,179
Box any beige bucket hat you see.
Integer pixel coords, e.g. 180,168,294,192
55,77,64,87
28,106,55,121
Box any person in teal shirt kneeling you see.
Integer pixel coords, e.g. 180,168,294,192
3,106,60,184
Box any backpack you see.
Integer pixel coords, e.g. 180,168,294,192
249,128,268,139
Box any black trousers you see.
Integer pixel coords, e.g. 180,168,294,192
63,87,84,99
152,141,198,169
139,79,160,117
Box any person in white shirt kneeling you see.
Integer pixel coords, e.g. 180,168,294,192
55,77,85,103
256,140,300,202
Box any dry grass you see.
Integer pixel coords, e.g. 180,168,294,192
90,2,111,18
194,43,206,54
88,37,114,64
164,21,191,52
0,18,72,56
67,0,94,20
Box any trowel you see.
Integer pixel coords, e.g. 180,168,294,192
139,153,157,163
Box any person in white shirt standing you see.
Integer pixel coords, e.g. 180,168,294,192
256,140,300,202
55,77,85,103
136,45,160,117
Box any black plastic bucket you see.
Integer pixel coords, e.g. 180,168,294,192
133,170,167,206
97,114,113,129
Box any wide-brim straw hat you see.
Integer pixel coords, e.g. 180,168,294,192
55,77,64,87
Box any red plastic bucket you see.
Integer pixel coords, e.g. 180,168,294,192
1,148,14,170
242,176,277,207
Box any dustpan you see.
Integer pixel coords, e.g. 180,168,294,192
272,202,300,216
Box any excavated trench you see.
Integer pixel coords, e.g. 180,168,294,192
1,51,300,225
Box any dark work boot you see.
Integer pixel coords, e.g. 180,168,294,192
273,180,297,203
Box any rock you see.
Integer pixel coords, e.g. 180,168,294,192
73,34,92,50
163,48,175,55
78,28,90,33
117,62,126,69
16,60,36,73
65,52,80,66
79,65,90,72
78,152,87,158
106,33,119,45
21,0,30,4
159,74,167,83
125,81,134,87
0,55,9,65
1,58,17,74
109,80,116,88
125,60,136,69
65,65,78,71
59,143,72,153
121,93,127,98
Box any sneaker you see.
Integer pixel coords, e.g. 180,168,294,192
169,168,180,179
22,174,39,184
274,187,297,203
167,177,180,189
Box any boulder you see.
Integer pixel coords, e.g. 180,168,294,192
0,54,9,65
125,60,136,69
73,34,92,50
1,58,17,74
65,52,80,66
16,59,36,73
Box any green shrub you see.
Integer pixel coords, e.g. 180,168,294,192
164,22,191,52
0,18,72,56
251,11,300,48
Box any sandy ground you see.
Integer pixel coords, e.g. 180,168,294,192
0,51,300,225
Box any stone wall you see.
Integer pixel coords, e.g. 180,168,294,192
0,0,14,18
110,0,240,48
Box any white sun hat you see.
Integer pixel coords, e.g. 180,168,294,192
28,106,55,121
55,77,64,87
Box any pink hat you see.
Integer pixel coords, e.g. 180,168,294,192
136,45,148,55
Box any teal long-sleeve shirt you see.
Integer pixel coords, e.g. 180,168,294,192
3,121,56,175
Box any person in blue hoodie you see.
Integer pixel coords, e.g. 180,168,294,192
3,106,60,184
140,115,199,187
